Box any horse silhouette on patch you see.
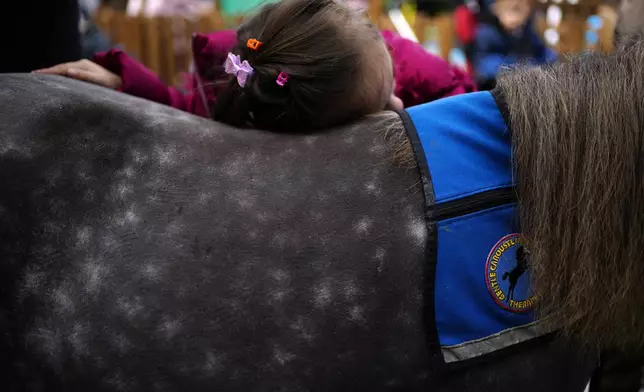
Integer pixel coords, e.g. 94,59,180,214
502,245,530,302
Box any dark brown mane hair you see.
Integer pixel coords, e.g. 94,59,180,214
212,0,389,132
497,39,644,350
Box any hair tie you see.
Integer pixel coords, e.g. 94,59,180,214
247,38,262,51
276,72,289,87
224,53,254,88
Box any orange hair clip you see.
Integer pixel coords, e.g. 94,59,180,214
246,39,262,51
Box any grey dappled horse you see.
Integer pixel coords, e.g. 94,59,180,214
0,75,593,391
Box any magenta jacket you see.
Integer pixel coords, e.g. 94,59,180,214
94,30,475,118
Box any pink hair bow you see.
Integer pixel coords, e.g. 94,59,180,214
224,53,254,88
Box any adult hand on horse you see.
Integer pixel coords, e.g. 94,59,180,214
35,59,123,90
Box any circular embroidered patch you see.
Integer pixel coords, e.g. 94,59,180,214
485,233,536,313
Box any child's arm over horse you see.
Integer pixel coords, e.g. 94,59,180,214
93,31,237,118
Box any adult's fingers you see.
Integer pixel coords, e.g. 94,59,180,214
65,68,103,85
34,62,78,75
34,60,92,75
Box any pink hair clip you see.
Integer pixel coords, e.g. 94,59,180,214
276,72,289,87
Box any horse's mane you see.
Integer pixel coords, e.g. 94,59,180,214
498,39,644,350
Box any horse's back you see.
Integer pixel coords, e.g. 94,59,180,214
0,75,430,391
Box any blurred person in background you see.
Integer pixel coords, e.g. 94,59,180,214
0,0,81,72
472,0,555,90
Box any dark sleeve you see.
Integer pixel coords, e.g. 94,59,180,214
0,0,81,72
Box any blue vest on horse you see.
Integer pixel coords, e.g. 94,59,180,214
402,91,548,366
